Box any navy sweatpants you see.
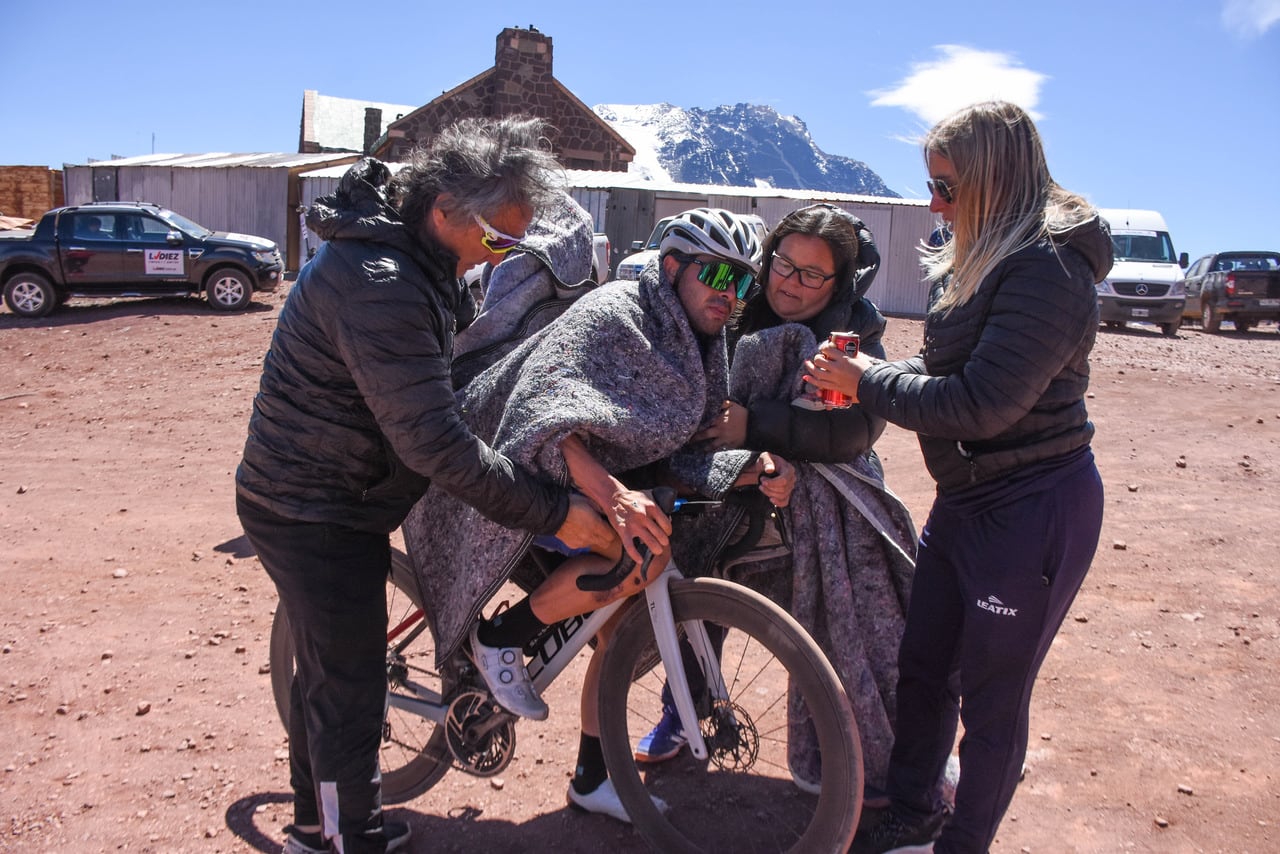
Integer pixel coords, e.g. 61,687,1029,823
238,495,394,854
886,451,1103,854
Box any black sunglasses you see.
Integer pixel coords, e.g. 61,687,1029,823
926,178,956,205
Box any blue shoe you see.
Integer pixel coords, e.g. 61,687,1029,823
634,705,687,763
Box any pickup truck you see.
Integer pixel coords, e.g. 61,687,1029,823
1,202,283,318
1178,251,1280,333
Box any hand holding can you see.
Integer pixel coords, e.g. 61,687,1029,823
819,332,860,409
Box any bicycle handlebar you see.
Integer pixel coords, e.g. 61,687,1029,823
573,479,789,593
575,487,677,592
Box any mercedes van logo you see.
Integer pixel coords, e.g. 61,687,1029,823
1135,283,1149,296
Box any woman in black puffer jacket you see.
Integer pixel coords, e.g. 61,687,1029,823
808,101,1112,854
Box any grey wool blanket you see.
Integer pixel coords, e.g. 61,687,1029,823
402,264,751,664
452,191,599,389
676,323,918,794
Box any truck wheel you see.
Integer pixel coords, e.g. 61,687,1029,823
1234,318,1252,334
1161,318,1181,337
4,272,58,318
1201,302,1221,333
206,268,253,311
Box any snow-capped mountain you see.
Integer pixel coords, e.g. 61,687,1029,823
594,103,898,198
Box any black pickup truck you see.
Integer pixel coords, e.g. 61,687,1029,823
1179,251,1280,333
0,202,283,317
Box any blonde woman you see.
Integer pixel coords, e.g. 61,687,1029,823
806,101,1113,854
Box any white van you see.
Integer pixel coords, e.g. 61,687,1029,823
615,214,767,281
1095,208,1189,336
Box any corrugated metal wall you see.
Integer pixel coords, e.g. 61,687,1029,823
567,188,608,231
64,165,292,261
878,203,938,317
300,174,340,210
295,170,941,315
64,168,92,205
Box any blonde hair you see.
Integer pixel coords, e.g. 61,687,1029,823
922,101,1095,314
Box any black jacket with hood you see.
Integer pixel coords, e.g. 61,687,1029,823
235,158,568,535
731,215,888,465
858,215,1114,492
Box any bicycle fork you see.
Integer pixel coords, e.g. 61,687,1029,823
644,569,724,762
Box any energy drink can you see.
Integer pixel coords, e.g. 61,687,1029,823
819,332,860,410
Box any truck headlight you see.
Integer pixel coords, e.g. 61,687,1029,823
253,250,277,263
1095,280,1114,295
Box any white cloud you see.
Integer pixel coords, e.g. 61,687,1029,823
868,45,1048,129
1221,0,1280,36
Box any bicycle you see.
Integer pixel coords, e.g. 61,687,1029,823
269,488,864,853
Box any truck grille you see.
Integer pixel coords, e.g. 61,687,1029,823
1113,282,1170,297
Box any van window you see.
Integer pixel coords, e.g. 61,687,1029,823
1110,231,1177,263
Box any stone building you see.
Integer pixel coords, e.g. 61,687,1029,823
299,27,634,172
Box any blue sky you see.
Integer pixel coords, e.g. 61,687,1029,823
3,0,1277,264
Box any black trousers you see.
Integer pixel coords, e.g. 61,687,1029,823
886,456,1103,854
238,495,393,854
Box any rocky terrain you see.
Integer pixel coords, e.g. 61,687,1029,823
1,289,1277,852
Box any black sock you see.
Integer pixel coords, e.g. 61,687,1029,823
476,597,547,648
571,732,608,794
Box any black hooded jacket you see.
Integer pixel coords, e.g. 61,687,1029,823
731,215,888,464
858,215,1114,492
235,158,568,535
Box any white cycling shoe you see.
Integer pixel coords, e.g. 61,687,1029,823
469,624,549,720
567,777,668,824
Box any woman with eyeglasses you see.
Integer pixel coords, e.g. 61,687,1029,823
806,101,1114,854
697,203,890,456
637,204,919,810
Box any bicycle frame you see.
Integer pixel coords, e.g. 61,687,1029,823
384,564,718,761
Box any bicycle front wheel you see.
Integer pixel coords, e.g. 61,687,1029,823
267,549,452,804
597,577,862,853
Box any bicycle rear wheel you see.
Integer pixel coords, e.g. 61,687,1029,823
597,577,862,853
268,549,452,803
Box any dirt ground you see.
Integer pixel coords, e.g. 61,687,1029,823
1,284,1278,854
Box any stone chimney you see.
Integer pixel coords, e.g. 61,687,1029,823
363,107,383,155
492,26,553,116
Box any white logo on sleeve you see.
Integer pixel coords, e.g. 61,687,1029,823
976,595,1018,617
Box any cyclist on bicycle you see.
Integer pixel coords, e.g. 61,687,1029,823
633,204,918,808
403,207,796,822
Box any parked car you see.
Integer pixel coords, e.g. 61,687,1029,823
0,202,283,318
615,216,674,281
1179,251,1280,333
614,214,768,281
1094,208,1189,336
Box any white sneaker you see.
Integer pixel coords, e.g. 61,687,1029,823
469,624,548,720
566,777,668,824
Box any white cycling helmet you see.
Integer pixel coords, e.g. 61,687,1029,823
659,208,763,276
